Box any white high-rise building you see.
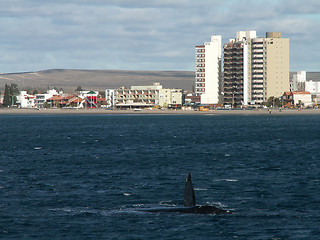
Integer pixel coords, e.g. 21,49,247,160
195,35,222,105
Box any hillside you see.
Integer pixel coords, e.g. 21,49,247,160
1,69,319,93
0,69,195,92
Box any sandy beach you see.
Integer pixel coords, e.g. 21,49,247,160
1,108,320,115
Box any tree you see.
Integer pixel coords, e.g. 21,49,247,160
3,84,11,107
10,83,19,95
2,84,19,107
99,90,105,98
75,86,83,91
265,96,281,108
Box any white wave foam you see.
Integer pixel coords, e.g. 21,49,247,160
194,188,208,191
213,179,238,182
49,207,98,215
225,179,238,182
159,201,177,206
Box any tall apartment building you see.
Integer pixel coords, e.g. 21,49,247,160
224,31,289,106
224,31,256,106
195,35,222,105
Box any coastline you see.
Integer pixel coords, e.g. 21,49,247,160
1,108,320,115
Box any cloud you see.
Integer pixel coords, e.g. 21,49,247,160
0,0,319,73
277,0,320,14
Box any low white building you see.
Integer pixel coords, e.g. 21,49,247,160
305,80,320,104
292,91,312,107
305,80,320,94
106,83,182,109
105,89,115,108
16,91,35,108
159,89,182,108
35,89,60,108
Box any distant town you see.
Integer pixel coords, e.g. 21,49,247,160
1,30,320,110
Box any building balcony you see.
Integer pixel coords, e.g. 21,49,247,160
252,49,263,53
252,92,264,97
252,80,263,84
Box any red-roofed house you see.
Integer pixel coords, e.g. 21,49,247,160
283,91,312,107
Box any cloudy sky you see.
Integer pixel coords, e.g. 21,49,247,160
0,0,319,73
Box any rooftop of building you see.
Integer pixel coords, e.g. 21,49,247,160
293,91,311,95
307,72,320,81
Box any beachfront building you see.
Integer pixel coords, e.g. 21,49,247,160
105,89,115,108
16,91,36,108
79,91,98,108
158,88,182,108
283,91,312,107
35,89,60,108
305,80,320,104
224,31,256,107
195,35,222,105
252,32,289,104
46,95,83,108
106,83,182,109
223,31,290,107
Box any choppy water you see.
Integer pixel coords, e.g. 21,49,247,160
1,114,320,239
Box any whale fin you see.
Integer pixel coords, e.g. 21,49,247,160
184,173,196,207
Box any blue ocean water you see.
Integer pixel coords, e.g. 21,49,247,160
1,114,320,239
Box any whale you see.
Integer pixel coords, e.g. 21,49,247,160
140,173,230,214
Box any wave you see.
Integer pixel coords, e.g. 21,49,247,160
213,179,238,182
194,188,208,191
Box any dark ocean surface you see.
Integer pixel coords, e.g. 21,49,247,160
1,114,320,239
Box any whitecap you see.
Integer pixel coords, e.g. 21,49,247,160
123,193,131,196
194,188,208,191
34,147,42,150
224,179,238,182
133,204,144,207
213,179,238,182
159,201,177,206
49,207,98,215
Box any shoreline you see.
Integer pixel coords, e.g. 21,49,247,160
1,108,320,116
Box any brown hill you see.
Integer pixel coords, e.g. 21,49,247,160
0,69,195,92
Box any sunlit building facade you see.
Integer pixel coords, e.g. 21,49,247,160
195,35,222,105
